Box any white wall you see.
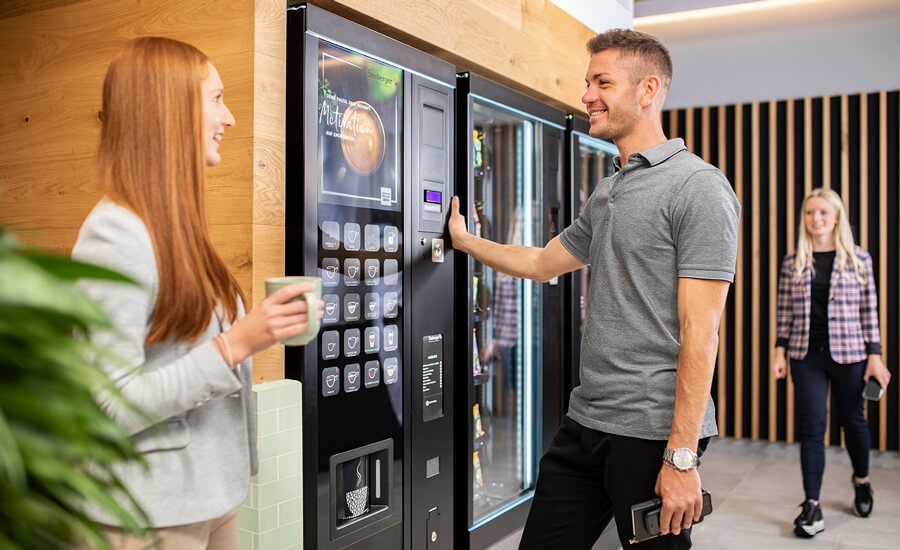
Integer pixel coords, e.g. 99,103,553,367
637,1,900,109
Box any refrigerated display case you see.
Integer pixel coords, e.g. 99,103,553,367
564,115,617,402
285,5,456,549
455,74,566,548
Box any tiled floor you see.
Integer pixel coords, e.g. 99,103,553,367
691,437,900,549
488,437,900,550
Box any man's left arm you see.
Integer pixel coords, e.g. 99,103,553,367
655,277,730,536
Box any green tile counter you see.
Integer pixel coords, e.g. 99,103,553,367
239,380,303,550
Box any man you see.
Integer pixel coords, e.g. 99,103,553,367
448,29,740,549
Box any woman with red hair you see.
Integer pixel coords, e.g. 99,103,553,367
73,37,319,548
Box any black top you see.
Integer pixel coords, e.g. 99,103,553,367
808,251,836,348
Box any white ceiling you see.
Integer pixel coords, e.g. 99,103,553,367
634,0,900,40
549,0,634,32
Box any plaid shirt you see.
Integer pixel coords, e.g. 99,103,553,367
776,246,881,363
492,272,519,348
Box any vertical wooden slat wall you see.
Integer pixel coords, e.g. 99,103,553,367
665,89,900,451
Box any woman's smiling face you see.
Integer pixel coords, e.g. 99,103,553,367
201,62,234,167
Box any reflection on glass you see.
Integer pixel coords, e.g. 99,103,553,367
470,102,543,524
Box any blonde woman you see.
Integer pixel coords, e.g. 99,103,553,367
773,188,890,538
73,37,321,548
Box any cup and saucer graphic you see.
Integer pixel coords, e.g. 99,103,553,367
340,101,385,175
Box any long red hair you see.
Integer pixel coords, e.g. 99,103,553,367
97,37,244,345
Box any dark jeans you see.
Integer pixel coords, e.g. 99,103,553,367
791,347,869,501
519,416,710,549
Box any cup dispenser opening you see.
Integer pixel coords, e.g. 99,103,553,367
329,439,393,540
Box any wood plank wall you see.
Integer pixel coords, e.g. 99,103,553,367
0,0,290,382
664,91,900,451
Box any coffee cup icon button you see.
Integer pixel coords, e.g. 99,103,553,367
322,259,340,287
322,294,340,324
321,366,341,396
383,357,399,385
365,259,379,286
344,294,361,321
344,364,361,392
344,328,361,358
364,327,380,353
321,331,340,360
344,223,361,251
364,360,381,388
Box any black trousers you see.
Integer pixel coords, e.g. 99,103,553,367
791,347,870,501
519,416,710,549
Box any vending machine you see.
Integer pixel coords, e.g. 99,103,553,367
285,5,456,549
563,115,617,401
455,73,567,548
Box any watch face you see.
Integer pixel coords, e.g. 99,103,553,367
673,448,695,469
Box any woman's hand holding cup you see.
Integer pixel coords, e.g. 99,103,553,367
221,278,323,366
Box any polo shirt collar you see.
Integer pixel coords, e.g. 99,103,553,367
613,138,687,169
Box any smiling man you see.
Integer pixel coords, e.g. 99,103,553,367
448,29,740,549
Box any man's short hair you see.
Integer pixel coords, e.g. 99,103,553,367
587,29,672,91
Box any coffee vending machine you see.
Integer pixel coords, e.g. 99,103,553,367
285,5,456,549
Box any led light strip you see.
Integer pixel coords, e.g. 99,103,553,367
634,0,826,26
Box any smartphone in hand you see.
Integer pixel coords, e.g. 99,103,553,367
630,490,713,544
863,378,884,401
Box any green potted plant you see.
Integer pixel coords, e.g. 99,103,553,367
0,229,147,549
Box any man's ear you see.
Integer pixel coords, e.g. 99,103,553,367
639,74,662,108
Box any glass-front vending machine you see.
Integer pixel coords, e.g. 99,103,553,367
285,5,455,549
455,73,566,548
564,115,617,403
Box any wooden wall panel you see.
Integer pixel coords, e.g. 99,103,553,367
768,100,778,442
734,104,744,440
716,105,728,435
665,89,900,451
0,0,270,375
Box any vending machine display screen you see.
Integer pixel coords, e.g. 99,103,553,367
317,42,402,211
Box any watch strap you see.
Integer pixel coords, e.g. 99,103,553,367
662,447,700,470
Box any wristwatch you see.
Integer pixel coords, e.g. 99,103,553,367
662,447,700,471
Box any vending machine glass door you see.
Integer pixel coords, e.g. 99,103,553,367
469,100,544,525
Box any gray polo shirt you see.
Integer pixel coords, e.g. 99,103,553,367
559,138,740,441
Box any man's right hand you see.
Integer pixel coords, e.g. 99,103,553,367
448,196,469,251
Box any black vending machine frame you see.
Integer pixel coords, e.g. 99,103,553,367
454,73,567,549
286,5,456,549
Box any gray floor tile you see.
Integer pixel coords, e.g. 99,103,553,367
488,438,900,550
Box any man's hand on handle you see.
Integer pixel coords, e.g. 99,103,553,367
448,196,469,251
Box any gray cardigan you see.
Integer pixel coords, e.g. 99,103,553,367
72,200,258,527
